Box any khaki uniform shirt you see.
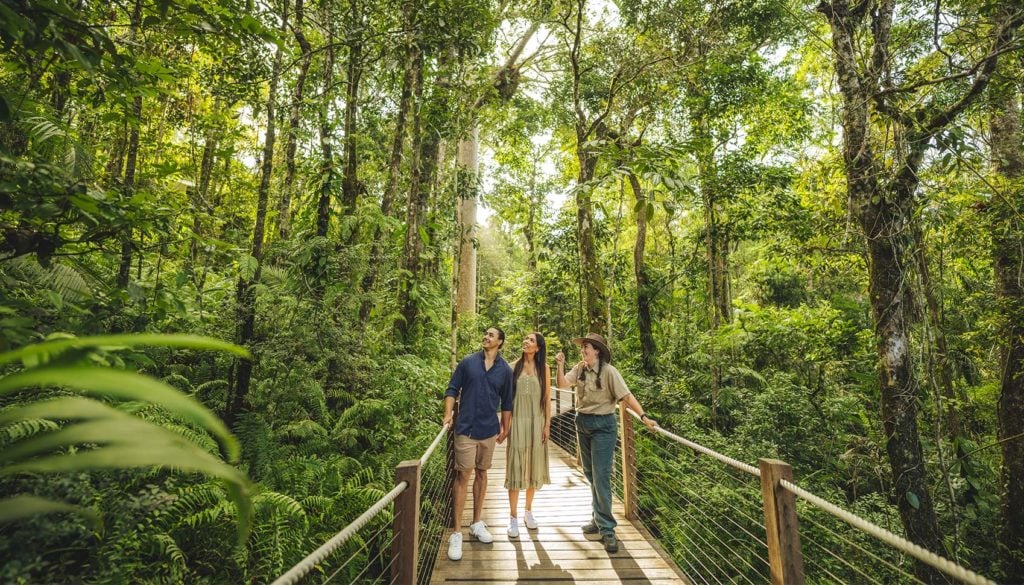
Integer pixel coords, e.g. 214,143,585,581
564,361,631,415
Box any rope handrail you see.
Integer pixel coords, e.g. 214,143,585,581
420,423,450,466
623,407,761,477
271,481,407,585
779,479,996,585
271,423,449,585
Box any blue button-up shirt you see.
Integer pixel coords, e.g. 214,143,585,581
445,351,514,439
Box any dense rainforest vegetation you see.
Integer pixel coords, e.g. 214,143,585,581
0,0,1022,582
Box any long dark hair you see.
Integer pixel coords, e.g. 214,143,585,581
513,332,548,408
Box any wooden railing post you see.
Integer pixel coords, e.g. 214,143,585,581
759,458,805,585
392,460,421,585
620,402,638,520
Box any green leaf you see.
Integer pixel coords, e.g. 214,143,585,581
0,333,249,367
0,495,101,528
2,444,252,542
238,255,258,281
906,491,920,509
0,367,238,462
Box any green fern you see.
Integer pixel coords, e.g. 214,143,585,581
151,533,188,576
0,418,59,445
253,491,306,523
161,373,194,393
42,263,91,301
276,419,328,442
0,334,253,542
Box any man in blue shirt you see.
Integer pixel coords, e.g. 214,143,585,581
442,326,514,561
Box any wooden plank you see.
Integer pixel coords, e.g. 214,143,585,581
430,557,672,570
456,540,662,551
464,549,665,560
433,568,682,579
428,440,692,585
436,581,683,585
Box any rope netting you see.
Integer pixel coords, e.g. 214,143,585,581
269,423,450,585
616,406,997,585
270,385,997,585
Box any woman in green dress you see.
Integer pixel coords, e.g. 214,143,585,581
504,332,551,538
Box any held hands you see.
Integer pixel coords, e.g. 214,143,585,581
496,430,508,444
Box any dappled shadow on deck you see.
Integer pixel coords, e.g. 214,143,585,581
427,440,691,585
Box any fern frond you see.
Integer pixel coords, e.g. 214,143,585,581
167,483,227,519
276,419,328,442
301,496,333,516
152,532,188,573
162,373,193,392
0,418,60,445
43,263,90,301
253,491,306,522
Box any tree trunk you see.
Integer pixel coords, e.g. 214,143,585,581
989,49,1024,583
116,93,142,291
911,220,962,437
568,0,607,336
188,124,218,288
340,4,363,216
316,22,336,238
575,145,607,335
526,155,540,330
358,17,415,321
628,172,657,376
397,44,426,341
693,110,731,328
820,3,947,579
116,0,144,292
229,0,287,423
449,130,479,364
454,130,479,319
275,0,311,240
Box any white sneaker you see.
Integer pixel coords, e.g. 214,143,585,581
447,532,463,561
524,510,538,530
469,520,493,543
507,516,519,539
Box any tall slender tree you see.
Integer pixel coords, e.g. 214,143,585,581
988,25,1024,581
228,0,288,423
817,1,1021,578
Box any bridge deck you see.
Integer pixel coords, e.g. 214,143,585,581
428,439,691,585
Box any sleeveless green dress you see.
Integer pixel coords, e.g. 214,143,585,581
504,370,550,490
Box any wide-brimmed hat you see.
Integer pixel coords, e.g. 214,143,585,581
572,333,611,363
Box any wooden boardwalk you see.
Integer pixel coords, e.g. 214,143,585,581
428,438,691,585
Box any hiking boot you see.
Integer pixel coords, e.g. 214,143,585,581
581,521,600,534
603,533,619,553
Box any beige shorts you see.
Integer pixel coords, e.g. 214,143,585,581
454,433,497,471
